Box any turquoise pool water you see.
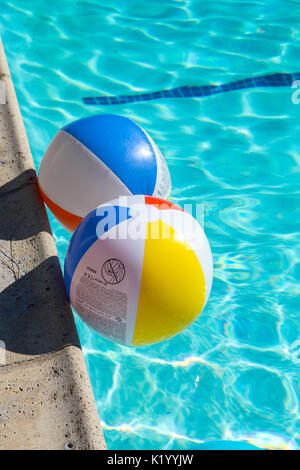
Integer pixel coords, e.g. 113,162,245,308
1,0,299,450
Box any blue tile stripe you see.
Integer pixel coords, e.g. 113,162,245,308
82,72,300,106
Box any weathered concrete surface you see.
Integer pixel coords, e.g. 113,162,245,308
0,347,104,450
0,39,106,449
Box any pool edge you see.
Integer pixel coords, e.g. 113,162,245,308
0,38,106,450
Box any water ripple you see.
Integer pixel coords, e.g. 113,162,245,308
0,0,299,450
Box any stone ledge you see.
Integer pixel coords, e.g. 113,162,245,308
0,38,106,449
0,346,106,450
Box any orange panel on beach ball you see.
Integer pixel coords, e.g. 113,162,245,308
39,187,83,233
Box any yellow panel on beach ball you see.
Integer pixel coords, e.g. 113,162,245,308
132,220,206,346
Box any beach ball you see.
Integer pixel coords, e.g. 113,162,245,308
38,114,171,233
64,195,213,346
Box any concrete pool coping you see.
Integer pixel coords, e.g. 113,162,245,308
0,39,106,450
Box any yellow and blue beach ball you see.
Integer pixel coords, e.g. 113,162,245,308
64,195,213,346
38,114,171,232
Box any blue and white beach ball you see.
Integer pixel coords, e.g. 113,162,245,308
38,114,171,232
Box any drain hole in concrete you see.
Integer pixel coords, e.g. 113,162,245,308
64,441,75,450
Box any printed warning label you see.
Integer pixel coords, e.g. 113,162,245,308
101,258,125,284
70,220,146,345
74,274,127,343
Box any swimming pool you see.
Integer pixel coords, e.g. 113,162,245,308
1,0,299,450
